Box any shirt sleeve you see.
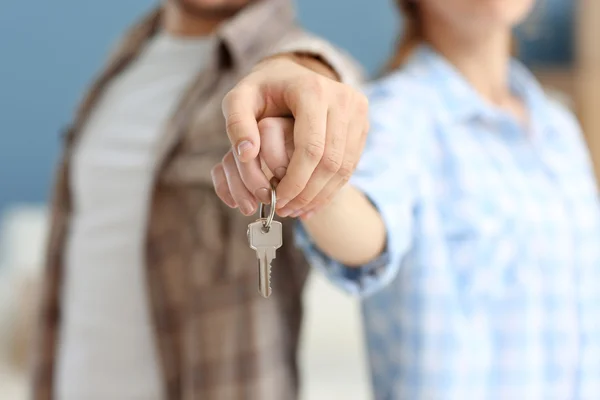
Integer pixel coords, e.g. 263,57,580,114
265,28,365,87
295,78,432,297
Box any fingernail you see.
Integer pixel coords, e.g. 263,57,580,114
254,188,271,204
236,140,253,157
240,200,256,216
225,198,237,208
274,167,287,180
290,209,303,218
279,208,293,218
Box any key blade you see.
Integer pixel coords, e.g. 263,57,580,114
257,251,272,298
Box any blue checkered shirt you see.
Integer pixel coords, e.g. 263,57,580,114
296,45,600,399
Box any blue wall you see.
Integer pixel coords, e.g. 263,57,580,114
516,0,575,67
0,0,397,216
0,1,156,213
0,0,573,215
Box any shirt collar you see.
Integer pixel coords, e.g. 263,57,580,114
140,0,295,70
217,0,296,69
403,44,551,133
508,59,553,136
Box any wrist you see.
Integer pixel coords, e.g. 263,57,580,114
263,52,340,81
328,183,353,207
301,184,354,221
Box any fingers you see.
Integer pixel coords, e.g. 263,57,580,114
222,151,258,216
258,117,294,180
323,96,369,205
298,100,369,218
277,106,349,217
222,84,265,163
211,117,292,212
230,117,294,204
275,78,329,209
217,56,371,218
211,163,236,208
292,92,369,218
234,152,272,204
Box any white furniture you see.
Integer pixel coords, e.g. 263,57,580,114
0,204,370,400
0,205,48,400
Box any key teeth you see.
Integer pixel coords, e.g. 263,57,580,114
268,265,272,290
266,265,272,298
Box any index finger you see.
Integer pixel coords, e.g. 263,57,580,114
222,84,265,162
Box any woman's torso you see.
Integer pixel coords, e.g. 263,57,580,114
362,46,600,400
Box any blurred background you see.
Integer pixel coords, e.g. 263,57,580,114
0,0,596,399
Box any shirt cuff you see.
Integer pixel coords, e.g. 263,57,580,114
266,30,364,87
294,221,395,298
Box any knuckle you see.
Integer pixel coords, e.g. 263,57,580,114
300,75,326,98
338,159,356,179
288,181,306,198
302,140,325,162
225,112,246,135
335,86,352,112
257,118,276,132
320,153,343,174
293,181,306,193
294,193,312,208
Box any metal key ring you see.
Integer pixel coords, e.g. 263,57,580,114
259,183,277,231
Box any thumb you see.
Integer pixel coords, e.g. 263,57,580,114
222,84,265,163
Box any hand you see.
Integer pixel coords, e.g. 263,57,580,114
212,117,294,216
213,55,369,218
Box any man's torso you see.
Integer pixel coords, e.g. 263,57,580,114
31,2,339,398
56,33,214,399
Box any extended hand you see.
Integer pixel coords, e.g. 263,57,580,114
211,55,369,218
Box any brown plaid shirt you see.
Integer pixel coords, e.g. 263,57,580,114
30,1,360,399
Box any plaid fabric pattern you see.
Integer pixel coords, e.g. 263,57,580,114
297,45,600,399
30,1,360,399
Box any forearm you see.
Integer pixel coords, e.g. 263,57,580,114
300,185,387,267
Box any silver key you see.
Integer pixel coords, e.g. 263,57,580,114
247,184,282,298
247,219,282,298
